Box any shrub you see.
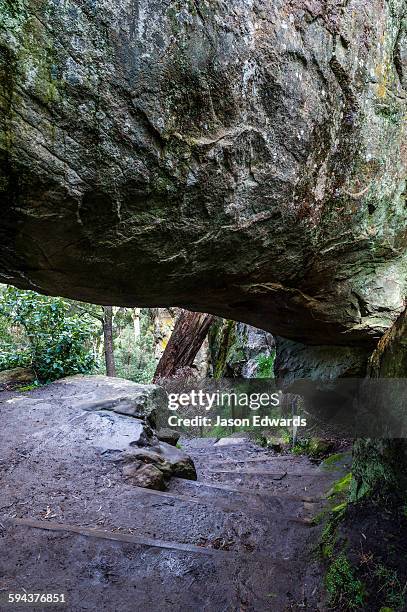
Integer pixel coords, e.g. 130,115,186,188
0,287,97,383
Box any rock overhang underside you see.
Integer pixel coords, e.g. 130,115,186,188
0,0,406,347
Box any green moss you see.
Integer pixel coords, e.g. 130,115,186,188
375,104,402,124
331,501,348,514
319,492,406,610
210,319,239,379
17,382,40,392
253,434,268,448
327,473,352,499
0,45,17,151
325,554,366,609
322,453,344,468
0,0,27,27
0,0,63,147
292,438,334,459
167,5,183,36
311,472,351,527
320,514,340,559
311,509,326,526
320,452,352,478
152,174,177,196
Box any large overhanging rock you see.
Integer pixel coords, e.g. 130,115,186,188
0,1,406,347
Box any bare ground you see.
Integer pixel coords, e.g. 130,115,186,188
0,380,351,612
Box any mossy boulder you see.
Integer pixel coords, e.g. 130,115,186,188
0,366,35,389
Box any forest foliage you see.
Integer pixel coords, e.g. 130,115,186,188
0,285,156,384
0,285,275,387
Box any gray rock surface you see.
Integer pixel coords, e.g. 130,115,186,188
274,336,371,383
239,325,275,378
69,375,169,428
214,437,249,447
156,441,197,480
0,1,406,349
0,418,350,610
122,462,167,490
0,375,195,490
156,427,181,446
121,442,197,481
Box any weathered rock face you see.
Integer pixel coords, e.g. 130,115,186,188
209,319,274,378
273,336,371,382
369,306,407,378
71,375,169,429
156,427,181,446
1,1,406,347
3,374,196,490
352,308,407,505
121,442,197,480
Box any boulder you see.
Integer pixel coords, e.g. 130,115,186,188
121,447,173,477
65,375,169,429
0,367,35,388
0,1,405,353
306,438,335,459
53,375,195,488
156,428,181,446
123,463,166,491
83,412,152,454
155,442,197,480
120,440,197,482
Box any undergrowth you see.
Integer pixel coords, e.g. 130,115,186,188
325,553,366,609
318,472,407,611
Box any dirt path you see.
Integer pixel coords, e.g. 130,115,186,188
0,383,350,611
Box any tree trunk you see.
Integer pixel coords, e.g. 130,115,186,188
151,307,178,362
153,310,214,382
102,306,116,377
351,307,407,507
131,308,141,341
